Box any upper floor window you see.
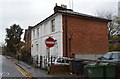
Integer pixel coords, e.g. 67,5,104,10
33,29,35,38
51,19,55,32
44,23,47,35
37,28,39,37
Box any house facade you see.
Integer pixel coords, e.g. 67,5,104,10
31,9,63,59
23,26,33,53
31,5,110,60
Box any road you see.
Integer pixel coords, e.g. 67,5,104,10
0,55,25,78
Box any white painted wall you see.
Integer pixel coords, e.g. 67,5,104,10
31,14,63,58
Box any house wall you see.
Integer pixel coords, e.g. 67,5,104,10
24,27,33,53
31,14,63,58
75,54,102,60
31,11,109,60
62,15,109,58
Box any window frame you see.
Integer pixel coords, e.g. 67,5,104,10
37,27,39,37
33,29,35,38
51,19,55,32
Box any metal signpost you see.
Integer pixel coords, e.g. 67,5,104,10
45,37,55,74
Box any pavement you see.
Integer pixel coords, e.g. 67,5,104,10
8,57,51,77
6,56,79,78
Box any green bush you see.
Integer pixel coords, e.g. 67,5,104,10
109,43,120,51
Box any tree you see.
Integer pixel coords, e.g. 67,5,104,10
5,24,23,56
115,16,120,35
109,35,120,51
96,11,120,39
96,11,120,51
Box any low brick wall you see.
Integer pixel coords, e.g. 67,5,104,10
50,64,70,74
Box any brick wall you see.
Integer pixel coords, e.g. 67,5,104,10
50,64,69,74
62,15,109,57
24,26,32,53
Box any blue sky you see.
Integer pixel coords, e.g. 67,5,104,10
0,0,119,45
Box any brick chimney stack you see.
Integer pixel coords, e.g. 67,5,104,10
54,3,73,13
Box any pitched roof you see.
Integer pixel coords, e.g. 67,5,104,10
33,10,111,29
57,10,111,22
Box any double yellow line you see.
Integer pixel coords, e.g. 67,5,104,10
15,64,36,79
6,57,37,79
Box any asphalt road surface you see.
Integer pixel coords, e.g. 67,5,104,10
0,55,25,78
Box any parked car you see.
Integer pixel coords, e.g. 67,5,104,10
53,57,70,65
46,57,70,65
98,51,120,62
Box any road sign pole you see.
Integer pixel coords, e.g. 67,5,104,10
45,37,55,74
47,47,50,74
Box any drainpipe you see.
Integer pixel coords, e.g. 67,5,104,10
65,11,68,57
69,32,73,58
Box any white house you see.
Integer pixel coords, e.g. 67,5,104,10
31,11,63,59
31,4,110,64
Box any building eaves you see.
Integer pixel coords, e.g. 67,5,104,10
57,10,111,22
32,10,111,29
32,12,58,29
